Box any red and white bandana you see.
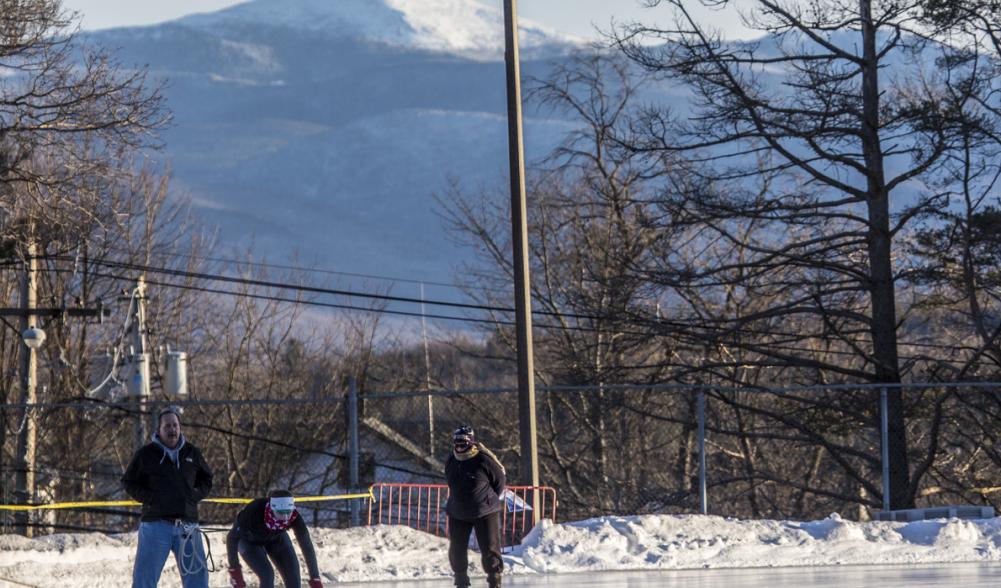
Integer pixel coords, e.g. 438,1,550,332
264,498,298,532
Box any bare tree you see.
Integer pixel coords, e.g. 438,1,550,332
0,0,165,533
0,0,165,187
613,0,990,509
441,55,699,515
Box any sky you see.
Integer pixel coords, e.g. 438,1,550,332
60,0,755,40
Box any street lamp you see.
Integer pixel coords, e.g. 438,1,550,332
21,326,46,350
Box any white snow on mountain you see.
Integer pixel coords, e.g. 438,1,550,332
81,4,952,289
80,0,584,286
178,0,583,59
1,513,1000,586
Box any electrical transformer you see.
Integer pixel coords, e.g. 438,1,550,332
125,353,150,397
164,351,189,397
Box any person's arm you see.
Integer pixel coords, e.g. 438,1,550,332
226,525,242,570
121,450,152,503
479,445,506,495
226,524,248,588
490,458,506,496
291,514,321,581
191,448,213,502
444,455,458,491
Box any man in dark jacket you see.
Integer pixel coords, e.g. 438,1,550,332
122,406,213,588
445,425,506,588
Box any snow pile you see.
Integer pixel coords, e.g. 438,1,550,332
179,0,581,59
511,514,1001,573
1,514,1000,586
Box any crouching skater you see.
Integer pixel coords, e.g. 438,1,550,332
226,490,324,588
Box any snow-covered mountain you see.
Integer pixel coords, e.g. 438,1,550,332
178,0,581,60
87,1,945,291
87,0,583,287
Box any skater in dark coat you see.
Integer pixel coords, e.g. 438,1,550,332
445,425,506,588
226,490,324,588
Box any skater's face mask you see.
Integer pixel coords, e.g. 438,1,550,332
453,435,473,453
269,496,295,521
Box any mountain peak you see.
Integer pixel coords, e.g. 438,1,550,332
178,0,581,59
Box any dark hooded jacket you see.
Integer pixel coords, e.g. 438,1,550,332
225,498,320,579
445,444,506,521
121,434,213,522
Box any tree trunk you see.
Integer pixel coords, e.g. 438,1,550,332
860,0,912,509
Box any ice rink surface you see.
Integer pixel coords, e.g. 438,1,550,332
335,563,1001,588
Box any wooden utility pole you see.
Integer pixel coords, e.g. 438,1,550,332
3,238,108,536
503,0,540,520
13,238,38,537
123,277,151,450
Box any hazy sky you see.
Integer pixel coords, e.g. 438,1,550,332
60,0,755,40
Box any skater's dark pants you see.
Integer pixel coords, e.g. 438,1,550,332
237,533,300,588
448,511,502,586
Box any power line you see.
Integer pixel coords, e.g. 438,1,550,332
53,265,732,352
53,255,687,327
50,255,737,334
57,268,646,345
53,255,509,315
36,254,859,337
79,270,514,327
43,256,981,357
77,269,685,340
65,266,693,336
103,247,461,289
64,269,945,361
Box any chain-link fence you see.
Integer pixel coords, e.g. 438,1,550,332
0,396,352,535
359,382,1001,523
2,382,1000,535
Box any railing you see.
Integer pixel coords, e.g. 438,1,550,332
369,483,450,535
368,483,558,547
497,486,558,547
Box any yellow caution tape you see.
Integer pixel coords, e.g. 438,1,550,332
0,500,141,511
0,489,375,512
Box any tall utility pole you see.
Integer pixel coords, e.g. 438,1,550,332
123,277,151,449
0,239,107,536
503,0,540,512
13,238,38,537
348,378,361,526
420,282,434,456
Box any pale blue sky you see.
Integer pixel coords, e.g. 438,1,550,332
60,0,754,40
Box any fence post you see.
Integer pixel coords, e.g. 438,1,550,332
697,388,708,515
348,377,361,526
880,386,890,513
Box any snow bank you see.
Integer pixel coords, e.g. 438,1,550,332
1,514,1000,586
510,514,1001,573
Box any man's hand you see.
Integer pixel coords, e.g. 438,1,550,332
228,567,246,588
308,578,324,588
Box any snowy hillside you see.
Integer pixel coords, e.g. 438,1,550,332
82,2,947,288
178,0,583,60
1,514,1000,586
85,0,580,286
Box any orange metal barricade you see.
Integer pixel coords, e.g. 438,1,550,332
368,483,557,547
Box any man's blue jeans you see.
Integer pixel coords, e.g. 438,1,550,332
132,520,208,588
